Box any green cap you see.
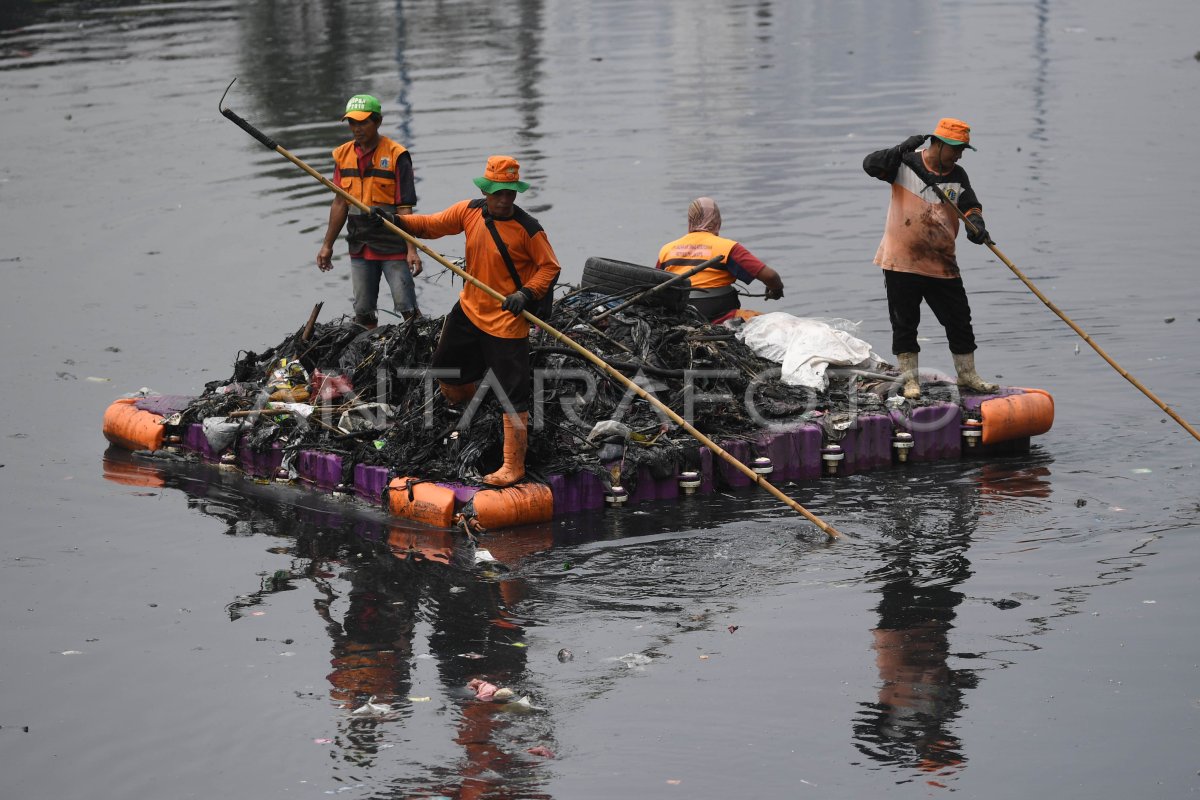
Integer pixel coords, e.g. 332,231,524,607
342,94,382,121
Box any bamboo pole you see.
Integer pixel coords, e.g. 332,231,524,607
219,80,842,537
921,178,1199,444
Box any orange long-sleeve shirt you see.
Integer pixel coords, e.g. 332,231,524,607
402,199,560,339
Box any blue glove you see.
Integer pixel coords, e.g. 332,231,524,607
502,288,534,314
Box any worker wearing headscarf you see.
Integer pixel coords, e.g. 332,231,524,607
656,197,784,323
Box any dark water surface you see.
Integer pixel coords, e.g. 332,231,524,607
3,1,1199,798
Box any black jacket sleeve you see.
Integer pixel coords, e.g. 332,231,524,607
863,135,928,183
397,151,418,207
954,167,981,215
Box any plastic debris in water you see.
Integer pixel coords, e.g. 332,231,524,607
350,696,401,719
474,549,498,564
502,695,540,711
611,652,652,668
468,679,499,701
527,746,555,758
557,648,574,662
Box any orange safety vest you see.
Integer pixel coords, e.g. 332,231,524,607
333,136,411,256
657,231,737,289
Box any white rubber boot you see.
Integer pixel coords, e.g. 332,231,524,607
953,352,998,393
896,352,921,400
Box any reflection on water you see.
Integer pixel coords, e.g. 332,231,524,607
850,459,1052,783
103,448,556,798
11,0,1200,794
100,426,1187,795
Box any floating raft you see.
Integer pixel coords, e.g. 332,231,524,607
101,260,1054,532
103,385,1053,531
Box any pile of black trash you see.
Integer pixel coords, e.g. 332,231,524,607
179,289,895,492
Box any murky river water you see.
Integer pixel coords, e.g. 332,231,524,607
2,1,1199,798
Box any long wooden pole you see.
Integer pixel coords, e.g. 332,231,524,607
219,81,841,538
922,178,1200,444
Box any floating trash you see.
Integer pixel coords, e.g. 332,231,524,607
350,696,402,720
611,652,653,668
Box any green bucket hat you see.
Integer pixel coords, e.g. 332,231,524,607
472,155,530,193
342,94,382,121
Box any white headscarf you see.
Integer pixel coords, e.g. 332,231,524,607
687,196,722,234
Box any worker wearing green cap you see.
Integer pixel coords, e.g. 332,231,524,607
317,94,422,328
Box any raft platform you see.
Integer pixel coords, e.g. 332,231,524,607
103,386,1053,532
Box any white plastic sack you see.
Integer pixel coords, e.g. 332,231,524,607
201,416,244,453
266,402,314,418
735,312,877,390
337,402,393,433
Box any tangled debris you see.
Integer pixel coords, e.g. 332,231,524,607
178,293,906,491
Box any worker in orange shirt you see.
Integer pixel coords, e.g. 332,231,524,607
863,117,998,399
376,156,560,487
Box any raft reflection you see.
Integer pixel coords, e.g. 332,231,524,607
101,449,556,798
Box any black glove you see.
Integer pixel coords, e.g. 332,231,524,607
501,287,534,314
764,285,784,301
899,134,929,153
965,212,990,245
368,207,397,228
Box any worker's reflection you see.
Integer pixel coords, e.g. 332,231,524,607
102,450,557,798
853,459,1051,782
319,522,555,798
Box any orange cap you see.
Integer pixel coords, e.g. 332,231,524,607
932,118,976,150
473,155,530,193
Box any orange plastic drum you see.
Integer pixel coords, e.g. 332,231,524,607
472,483,554,530
102,398,165,452
386,477,458,529
980,389,1055,446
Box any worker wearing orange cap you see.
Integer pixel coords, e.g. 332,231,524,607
375,155,560,487
864,118,998,399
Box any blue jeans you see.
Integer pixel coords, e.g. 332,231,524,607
350,257,417,317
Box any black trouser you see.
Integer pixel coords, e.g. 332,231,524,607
688,285,740,322
432,303,532,411
884,270,977,355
